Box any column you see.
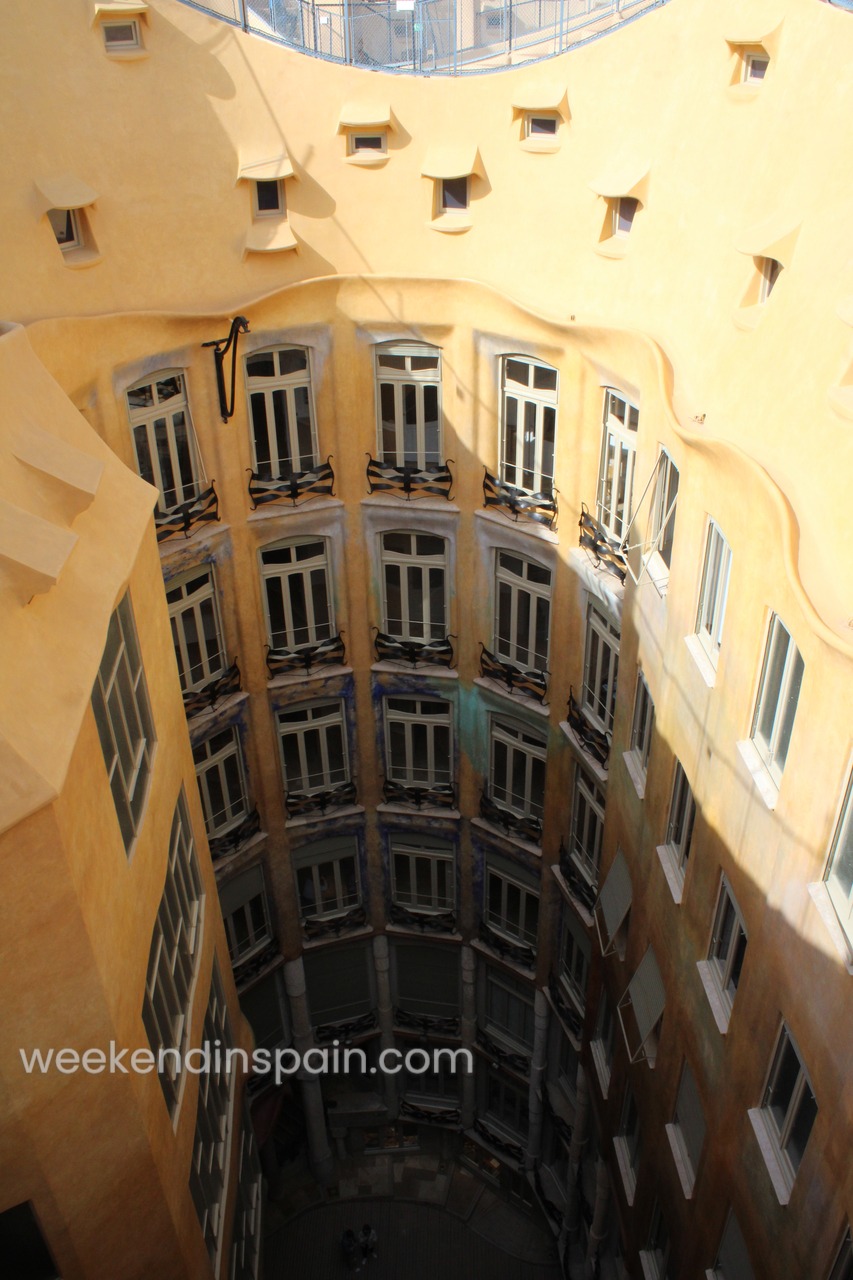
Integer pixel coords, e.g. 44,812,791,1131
284,956,335,1184
372,934,397,1109
565,1064,590,1236
460,944,477,1128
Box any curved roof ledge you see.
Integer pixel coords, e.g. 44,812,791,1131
736,214,801,268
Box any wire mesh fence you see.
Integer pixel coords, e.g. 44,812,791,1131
177,0,670,74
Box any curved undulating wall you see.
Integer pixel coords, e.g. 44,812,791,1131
2,2,853,1279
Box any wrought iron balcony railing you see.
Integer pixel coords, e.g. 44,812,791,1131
548,971,583,1042
558,842,598,914
389,902,458,935
315,1010,377,1044
473,1117,524,1165
182,659,242,718
382,778,456,811
480,789,543,845
479,643,548,704
566,688,610,769
208,806,262,861
400,1100,461,1127
483,468,557,529
578,503,627,582
393,1007,461,1037
233,939,280,989
247,457,335,510
366,456,454,501
533,1164,565,1229
266,632,346,678
302,902,368,941
541,1084,573,1148
479,920,536,971
476,1029,530,1078
155,482,219,543
285,779,357,819
372,628,455,669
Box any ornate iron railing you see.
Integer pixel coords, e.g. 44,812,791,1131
533,1163,565,1228
233,940,280,988
388,902,458,934
479,643,548,704
247,457,335,510
476,1028,530,1077
480,789,543,845
548,971,583,1041
566,688,610,769
302,903,367,940
182,659,242,718
266,632,346,678
315,1010,377,1044
372,628,455,669
382,777,456,811
578,503,627,583
541,1086,573,1147
473,1117,524,1165
208,806,262,861
285,779,357,819
400,1100,461,1126
155,482,219,543
479,920,536,971
366,456,454,501
393,1007,461,1037
483,468,557,529
558,842,598,913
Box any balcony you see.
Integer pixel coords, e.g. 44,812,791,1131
399,1099,461,1127
266,632,346,678
578,504,627,583
373,629,455,669
566,688,610,770
208,806,262,861
472,1118,524,1165
393,1007,461,1037
155,482,219,543
483,468,557,529
382,778,456,811
247,457,335,510
182,659,241,718
389,901,457,934
232,939,280,990
547,971,583,1042
302,903,368,942
475,1029,530,1079
480,789,543,845
479,643,548,704
558,842,598,914
285,779,357,819
314,1009,377,1044
366,456,454,501
478,920,536,971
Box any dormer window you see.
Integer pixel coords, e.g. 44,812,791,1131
253,179,284,219
38,176,100,267
526,113,558,138
349,132,386,155
47,208,82,253
102,19,141,50
759,256,782,302
442,177,468,213
613,196,639,238
744,51,770,82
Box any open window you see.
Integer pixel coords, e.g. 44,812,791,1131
422,145,484,232
37,175,100,267
618,945,665,1067
589,162,649,257
735,214,799,326
620,448,679,592
594,847,631,959
238,155,296,253
726,25,780,95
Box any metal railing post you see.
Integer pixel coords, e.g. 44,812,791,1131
238,0,249,33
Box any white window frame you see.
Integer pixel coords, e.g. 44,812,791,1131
252,178,285,219
559,915,590,1010
698,876,747,1034
612,196,639,239
102,18,142,50
277,699,349,796
483,966,535,1052
484,1067,530,1139
47,206,82,251
597,388,639,542
259,536,334,654
582,601,621,737
665,1059,706,1199
591,994,615,1097
375,342,442,468
525,112,559,138
753,1023,818,1192
91,591,156,853
230,1106,263,1280
441,176,468,213
614,1084,640,1203
348,130,387,155
494,549,552,672
639,1201,670,1280
390,836,455,913
751,613,804,786
695,520,732,667
709,1211,755,1280
569,767,606,887
499,355,558,496
825,771,853,949
384,695,452,789
758,255,782,302
126,370,204,514
189,962,235,1269
294,836,361,919
142,790,204,1117
489,716,548,822
166,566,226,694
220,865,273,965
380,529,448,642
485,862,540,948
645,450,679,588
245,346,318,479
627,672,655,786
657,761,696,901
193,727,250,838
743,50,770,82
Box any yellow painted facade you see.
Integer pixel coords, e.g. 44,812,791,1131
2,0,853,1277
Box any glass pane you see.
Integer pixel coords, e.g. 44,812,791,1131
272,389,292,476
279,348,307,375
